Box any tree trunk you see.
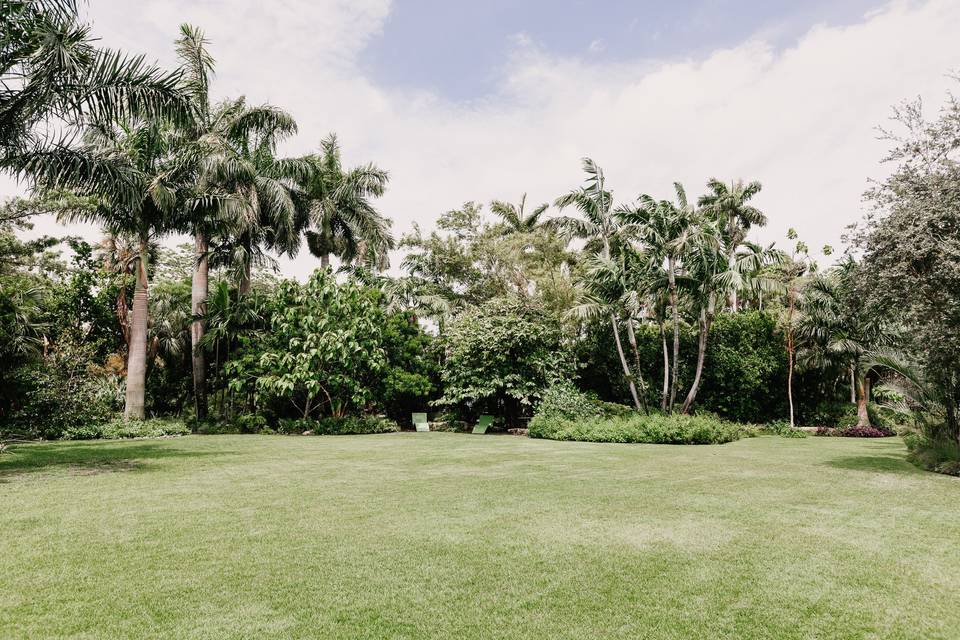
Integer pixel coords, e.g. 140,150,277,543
238,262,252,296
786,288,796,428
625,319,648,413
191,232,209,421
668,256,680,413
855,373,870,427
611,315,642,411
660,324,670,412
320,252,330,269
682,297,716,414
850,366,856,403
124,237,150,420
787,349,795,428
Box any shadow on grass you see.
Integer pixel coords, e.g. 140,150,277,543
0,440,224,481
823,440,917,474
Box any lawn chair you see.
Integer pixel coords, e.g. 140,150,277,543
472,415,494,435
412,412,430,432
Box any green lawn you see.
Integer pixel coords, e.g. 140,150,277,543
2,434,958,639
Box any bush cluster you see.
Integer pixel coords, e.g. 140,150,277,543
62,418,190,440
903,433,960,476
814,425,894,438
276,415,400,436
529,412,746,445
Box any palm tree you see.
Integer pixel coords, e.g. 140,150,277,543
204,98,308,294
698,178,767,311
44,119,186,419
550,158,641,411
489,194,549,235
796,259,894,427
2,1,187,183
679,231,782,414
618,183,699,412
302,134,392,270
569,249,651,412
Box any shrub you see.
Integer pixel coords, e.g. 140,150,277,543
767,420,808,438
815,425,893,438
535,382,605,421
436,297,573,420
7,340,118,440
904,433,960,476
529,412,745,445
278,415,400,436
61,417,190,440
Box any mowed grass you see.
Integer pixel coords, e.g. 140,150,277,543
2,434,958,639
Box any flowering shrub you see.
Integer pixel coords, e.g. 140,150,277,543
815,425,893,438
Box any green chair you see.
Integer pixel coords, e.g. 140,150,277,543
472,415,494,435
412,412,429,432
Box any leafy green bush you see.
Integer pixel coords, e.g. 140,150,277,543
766,420,808,438
529,413,745,445
436,297,573,420
535,382,605,421
7,340,118,440
61,418,190,440
278,415,400,436
904,433,960,476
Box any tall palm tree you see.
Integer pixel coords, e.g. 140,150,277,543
618,183,698,412
43,119,186,419
549,158,641,411
302,134,392,270
204,98,308,294
679,232,782,414
698,178,767,311
172,23,216,420
490,194,549,235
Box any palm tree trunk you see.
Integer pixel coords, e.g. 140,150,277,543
625,318,648,413
786,288,796,428
668,257,680,413
238,262,252,296
787,349,795,428
191,232,208,421
320,252,330,269
850,366,856,403
682,300,716,414
855,372,870,427
660,324,670,412
124,237,150,420
611,315,642,411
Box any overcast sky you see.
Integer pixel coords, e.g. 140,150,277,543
5,0,960,277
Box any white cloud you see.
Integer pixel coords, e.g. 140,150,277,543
7,0,960,277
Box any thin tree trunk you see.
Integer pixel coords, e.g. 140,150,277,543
787,350,795,428
786,287,796,428
850,366,856,403
124,237,150,420
668,257,680,413
660,324,670,412
855,373,870,427
682,297,716,414
611,315,642,411
191,232,208,421
625,318,648,413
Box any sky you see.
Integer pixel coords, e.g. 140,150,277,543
6,0,960,277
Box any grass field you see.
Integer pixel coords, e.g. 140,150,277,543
2,433,958,639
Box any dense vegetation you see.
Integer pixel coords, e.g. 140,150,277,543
1,2,958,476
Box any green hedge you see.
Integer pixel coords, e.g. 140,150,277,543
277,415,400,435
528,413,747,445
